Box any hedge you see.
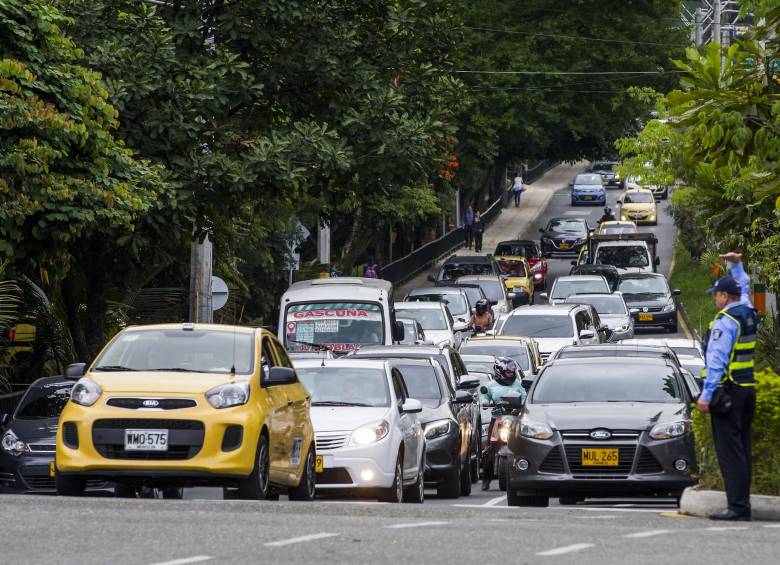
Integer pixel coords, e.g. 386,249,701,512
693,369,780,496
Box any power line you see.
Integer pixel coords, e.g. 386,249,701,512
465,26,691,48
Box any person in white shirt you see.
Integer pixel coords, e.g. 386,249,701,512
512,175,525,207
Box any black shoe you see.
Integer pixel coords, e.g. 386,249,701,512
481,480,491,491
709,509,752,521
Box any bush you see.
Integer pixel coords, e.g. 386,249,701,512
670,243,717,337
669,187,706,259
692,369,780,496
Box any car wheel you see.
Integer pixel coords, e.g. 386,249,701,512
162,487,184,500
437,462,461,499
497,456,508,492
56,473,85,497
558,496,583,505
236,434,271,500
379,453,404,503
288,446,316,501
403,453,425,504
507,490,549,507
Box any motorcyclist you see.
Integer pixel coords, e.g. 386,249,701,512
480,357,526,490
468,298,494,332
598,206,616,224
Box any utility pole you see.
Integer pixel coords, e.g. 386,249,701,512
188,232,213,323
694,8,705,47
713,0,722,46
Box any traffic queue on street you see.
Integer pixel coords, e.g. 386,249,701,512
0,163,707,509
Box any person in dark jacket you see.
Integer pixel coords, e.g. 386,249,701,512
473,211,485,252
464,206,475,249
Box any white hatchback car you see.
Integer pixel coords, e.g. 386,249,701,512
294,358,426,503
394,301,467,349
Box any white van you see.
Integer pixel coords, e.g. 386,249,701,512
587,233,660,274
278,278,404,354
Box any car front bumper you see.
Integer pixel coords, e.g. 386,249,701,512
1,452,111,492
621,212,657,224
313,437,397,490
632,310,676,329
424,429,460,482
571,192,606,205
541,240,585,257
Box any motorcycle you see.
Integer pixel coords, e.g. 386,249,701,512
480,388,524,491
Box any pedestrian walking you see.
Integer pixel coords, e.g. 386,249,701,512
696,252,757,521
363,257,380,279
473,211,485,253
464,206,474,249
511,174,525,208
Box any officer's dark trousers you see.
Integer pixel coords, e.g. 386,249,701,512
711,384,756,515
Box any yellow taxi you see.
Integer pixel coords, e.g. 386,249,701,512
597,220,637,235
459,335,543,376
495,255,534,306
55,323,315,501
618,188,657,225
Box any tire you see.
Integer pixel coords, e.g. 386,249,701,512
507,490,549,507
162,487,184,499
379,454,404,503
56,473,85,497
288,446,316,501
497,456,507,492
460,454,472,496
437,463,461,499
558,496,583,506
403,454,425,504
236,434,271,500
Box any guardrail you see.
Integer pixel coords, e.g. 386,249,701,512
382,159,555,286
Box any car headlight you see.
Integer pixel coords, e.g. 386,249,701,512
205,381,250,409
533,273,543,280
70,378,102,407
499,424,511,443
662,301,675,312
615,323,630,332
649,420,690,440
512,287,526,294
424,419,454,440
1,430,30,456
351,420,390,446
519,417,554,440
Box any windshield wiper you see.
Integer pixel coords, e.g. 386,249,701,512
287,338,333,351
150,368,201,372
311,401,373,407
92,365,136,372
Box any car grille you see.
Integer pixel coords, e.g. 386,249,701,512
564,444,637,476
539,447,565,474
316,468,353,485
636,447,664,474
92,419,204,461
28,443,56,453
315,432,349,451
106,398,197,410
62,422,78,449
560,430,640,440
18,466,106,490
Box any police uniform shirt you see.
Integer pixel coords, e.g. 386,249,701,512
701,261,752,402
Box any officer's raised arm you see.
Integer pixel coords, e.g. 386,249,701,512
720,252,752,306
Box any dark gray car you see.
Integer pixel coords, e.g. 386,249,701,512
506,357,698,507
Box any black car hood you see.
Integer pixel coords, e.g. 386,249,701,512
527,402,687,430
544,231,586,239
622,293,670,307
419,399,452,424
7,417,59,441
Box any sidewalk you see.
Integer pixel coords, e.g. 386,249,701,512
397,162,584,296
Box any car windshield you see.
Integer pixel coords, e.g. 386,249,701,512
498,259,527,277
396,364,443,400
495,243,538,257
15,383,73,420
592,163,615,171
470,280,504,302
457,285,485,307
297,367,390,407
459,343,530,371
500,315,574,338
618,277,669,295
533,364,682,403
601,224,636,234
556,349,667,360
564,295,627,315
395,307,447,331
596,245,649,268
575,174,602,185
442,262,493,279
407,293,468,317
623,192,654,203
672,347,702,359
93,330,254,374
547,220,586,235
285,302,384,352
551,279,609,299
464,361,494,375
399,321,420,345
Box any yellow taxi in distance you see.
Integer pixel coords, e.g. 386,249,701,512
597,220,637,235
618,188,657,226
55,324,315,501
495,255,534,306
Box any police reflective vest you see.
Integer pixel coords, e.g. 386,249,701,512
702,303,757,386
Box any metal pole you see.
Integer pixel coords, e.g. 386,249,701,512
713,1,722,45
695,8,704,47
455,187,461,228
188,232,213,323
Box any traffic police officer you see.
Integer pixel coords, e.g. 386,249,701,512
696,252,756,521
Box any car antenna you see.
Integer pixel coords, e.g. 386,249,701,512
230,324,237,376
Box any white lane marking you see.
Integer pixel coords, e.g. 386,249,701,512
563,210,593,215
624,529,671,538
483,495,507,507
264,533,339,547
705,526,749,532
763,524,780,528
537,543,595,557
386,521,450,529
549,505,669,514
146,557,213,565
579,515,618,519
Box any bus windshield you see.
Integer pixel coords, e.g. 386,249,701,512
285,302,384,353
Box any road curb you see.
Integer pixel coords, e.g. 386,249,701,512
512,186,557,240
679,487,780,521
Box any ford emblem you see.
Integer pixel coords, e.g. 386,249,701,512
642,307,649,313
142,399,160,408
590,429,611,440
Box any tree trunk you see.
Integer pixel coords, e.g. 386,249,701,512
338,208,372,274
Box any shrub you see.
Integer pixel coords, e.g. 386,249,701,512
668,187,706,259
692,369,780,495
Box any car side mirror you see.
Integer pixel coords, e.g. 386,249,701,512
401,398,423,413
489,300,498,306
629,308,640,314
0,413,9,429
507,292,516,299
427,274,437,283
654,257,660,266
539,292,548,300
454,390,473,404
568,181,574,187
479,385,489,395
453,321,469,332
579,329,595,340
393,320,405,342
672,289,681,296
65,363,86,380
266,366,297,386
458,375,481,390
